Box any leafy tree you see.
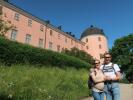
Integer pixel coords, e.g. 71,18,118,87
110,34,133,82
0,1,13,36
0,19,13,37
62,47,94,65
0,9,13,36
3,0,9,2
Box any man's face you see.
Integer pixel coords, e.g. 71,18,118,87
104,54,112,64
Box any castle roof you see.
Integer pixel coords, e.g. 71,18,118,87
80,25,106,39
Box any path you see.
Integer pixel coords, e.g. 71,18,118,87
80,83,133,100
120,83,133,100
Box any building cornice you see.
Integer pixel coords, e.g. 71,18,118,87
0,0,84,44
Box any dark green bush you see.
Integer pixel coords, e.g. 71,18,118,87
62,47,94,64
0,36,91,69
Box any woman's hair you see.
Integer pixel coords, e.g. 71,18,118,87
93,59,100,64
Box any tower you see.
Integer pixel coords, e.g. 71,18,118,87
80,25,108,62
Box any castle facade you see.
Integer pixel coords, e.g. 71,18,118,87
0,1,108,61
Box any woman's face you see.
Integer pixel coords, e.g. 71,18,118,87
94,60,100,69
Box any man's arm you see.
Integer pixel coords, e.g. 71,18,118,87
112,71,121,81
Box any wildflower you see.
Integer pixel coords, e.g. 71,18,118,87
8,94,13,98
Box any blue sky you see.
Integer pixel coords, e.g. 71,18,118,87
10,0,133,48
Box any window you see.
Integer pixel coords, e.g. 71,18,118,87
25,34,31,44
4,13,7,18
71,39,73,45
14,13,20,21
28,19,32,27
57,45,60,52
10,30,17,40
38,39,44,48
86,46,89,50
86,38,88,42
65,37,67,43
62,47,65,52
0,6,3,15
58,33,60,39
40,25,43,31
100,54,103,59
7,20,11,24
99,44,102,49
98,37,101,41
50,30,53,36
49,42,53,49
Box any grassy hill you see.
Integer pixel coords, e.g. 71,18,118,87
0,65,90,100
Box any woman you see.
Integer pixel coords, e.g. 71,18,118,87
89,59,105,100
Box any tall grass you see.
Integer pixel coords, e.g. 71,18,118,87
0,65,90,100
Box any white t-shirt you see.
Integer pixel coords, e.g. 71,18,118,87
100,62,120,79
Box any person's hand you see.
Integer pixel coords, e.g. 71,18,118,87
90,72,94,76
105,76,112,81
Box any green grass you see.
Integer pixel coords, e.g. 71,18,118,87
0,65,90,100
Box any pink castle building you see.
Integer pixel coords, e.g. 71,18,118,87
0,1,108,61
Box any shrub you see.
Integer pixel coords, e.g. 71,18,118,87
62,47,94,64
0,36,91,69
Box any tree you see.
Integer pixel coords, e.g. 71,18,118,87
3,0,9,2
62,47,94,65
0,20,13,37
110,34,133,82
0,8,13,36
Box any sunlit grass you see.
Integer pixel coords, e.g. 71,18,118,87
0,65,90,100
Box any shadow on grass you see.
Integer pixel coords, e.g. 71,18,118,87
0,94,14,100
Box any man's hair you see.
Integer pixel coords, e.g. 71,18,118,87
103,52,112,58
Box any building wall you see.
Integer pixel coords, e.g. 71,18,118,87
0,1,85,53
81,34,108,62
2,5,46,47
0,1,108,61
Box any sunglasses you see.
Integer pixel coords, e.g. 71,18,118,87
104,56,111,58
94,62,100,64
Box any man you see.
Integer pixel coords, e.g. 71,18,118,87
100,53,121,100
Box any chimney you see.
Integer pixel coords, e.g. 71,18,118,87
46,20,50,24
90,25,93,28
72,34,75,37
58,25,62,30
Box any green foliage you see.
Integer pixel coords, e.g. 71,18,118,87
0,65,90,100
110,34,133,82
0,20,13,37
62,47,94,65
0,36,91,69
3,0,9,2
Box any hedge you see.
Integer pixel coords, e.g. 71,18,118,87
0,36,91,69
